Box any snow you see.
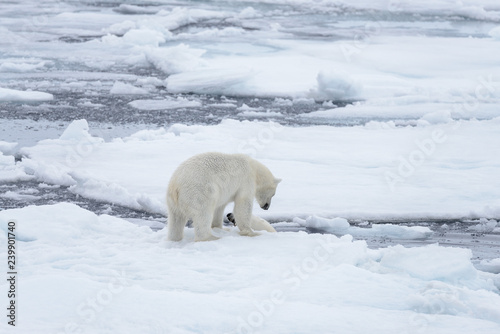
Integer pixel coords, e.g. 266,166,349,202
467,219,499,233
477,258,500,274
109,82,149,95
238,110,284,118
2,1,500,333
1,203,500,334
236,104,285,117
2,1,499,107
166,68,254,95
419,110,454,125
0,190,38,201
160,34,500,103
0,142,31,182
0,141,17,156
308,69,363,102
0,60,49,73
129,97,202,110
141,44,207,75
0,87,53,102
121,28,167,47
295,216,433,239
18,118,500,220
224,0,500,21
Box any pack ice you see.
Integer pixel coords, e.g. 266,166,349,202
1,203,500,333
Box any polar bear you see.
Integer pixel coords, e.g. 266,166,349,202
227,213,276,233
167,152,281,242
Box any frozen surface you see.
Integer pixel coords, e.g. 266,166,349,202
129,97,202,110
478,258,500,273
109,81,149,95
0,87,53,102
1,0,500,125
1,1,500,332
1,203,500,334
16,118,500,220
295,216,433,239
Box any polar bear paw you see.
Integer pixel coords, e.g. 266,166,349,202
239,229,260,237
195,234,220,242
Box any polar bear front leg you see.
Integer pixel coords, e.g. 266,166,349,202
234,198,259,237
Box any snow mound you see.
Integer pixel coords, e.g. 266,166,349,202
0,153,16,169
166,68,253,95
144,44,206,75
467,218,498,233
309,70,362,102
296,216,433,239
122,28,167,47
59,119,88,141
18,120,104,186
0,87,53,102
476,258,500,274
379,244,476,282
419,110,453,124
0,203,143,243
58,119,100,144
0,141,17,155
106,20,137,35
0,151,31,182
0,141,30,182
0,203,499,333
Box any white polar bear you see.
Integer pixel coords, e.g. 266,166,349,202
166,152,281,242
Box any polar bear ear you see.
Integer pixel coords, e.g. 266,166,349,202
274,178,282,185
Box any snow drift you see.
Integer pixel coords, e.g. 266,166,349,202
0,203,499,334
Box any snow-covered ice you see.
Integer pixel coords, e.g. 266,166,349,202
1,203,500,334
294,216,433,239
16,118,500,220
129,97,202,111
109,82,149,95
0,87,53,102
1,0,500,333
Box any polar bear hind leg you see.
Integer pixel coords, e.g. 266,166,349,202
211,205,225,229
167,210,187,242
193,212,220,242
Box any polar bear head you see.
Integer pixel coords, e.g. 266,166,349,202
248,156,281,210
256,177,281,210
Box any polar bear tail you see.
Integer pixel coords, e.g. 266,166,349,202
166,183,186,242
167,183,179,207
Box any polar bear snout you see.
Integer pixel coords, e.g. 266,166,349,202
261,203,270,210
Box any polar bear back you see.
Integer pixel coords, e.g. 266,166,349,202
167,152,271,214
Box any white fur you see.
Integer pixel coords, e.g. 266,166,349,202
227,212,276,233
249,215,276,233
167,152,281,241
